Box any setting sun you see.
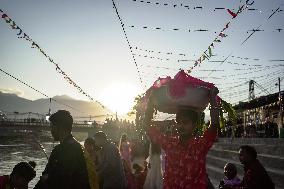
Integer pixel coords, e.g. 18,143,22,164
98,82,140,115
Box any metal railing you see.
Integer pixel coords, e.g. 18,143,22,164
0,119,98,128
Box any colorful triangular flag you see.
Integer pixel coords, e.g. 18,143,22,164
227,9,237,18
208,47,212,57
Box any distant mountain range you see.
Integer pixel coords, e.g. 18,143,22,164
0,92,113,122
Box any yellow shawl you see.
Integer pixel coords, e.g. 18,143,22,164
83,147,99,189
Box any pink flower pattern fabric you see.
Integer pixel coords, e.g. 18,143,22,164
151,70,216,98
147,127,217,189
120,141,131,162
139,70,221,113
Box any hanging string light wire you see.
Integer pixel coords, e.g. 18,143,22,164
187,0,255,73
0,67,87,115
0,9,106,109
207,5,282,76
111,0,146,89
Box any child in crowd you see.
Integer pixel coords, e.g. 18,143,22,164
125,162,147,189
219,163,241,189
0,161,36,189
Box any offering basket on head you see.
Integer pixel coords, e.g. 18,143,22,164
144,70,219,114
135,70,236,132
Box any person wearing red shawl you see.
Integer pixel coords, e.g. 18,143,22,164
145,87,219,189
125,163,147,189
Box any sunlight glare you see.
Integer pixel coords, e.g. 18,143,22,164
98,82,140,115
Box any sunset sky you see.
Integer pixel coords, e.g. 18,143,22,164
0,0,283,115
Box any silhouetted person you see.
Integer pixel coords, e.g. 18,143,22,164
219,163,241,189
0,161,36,189
238,145,274,189
84,137,97,166
34,110,95,189
94,131,126,189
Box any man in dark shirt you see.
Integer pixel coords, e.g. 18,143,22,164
34,110,91,189
238,145,274,189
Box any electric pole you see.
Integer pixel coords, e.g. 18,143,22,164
249,80,255,101
249,80,255,121
277,77,283,128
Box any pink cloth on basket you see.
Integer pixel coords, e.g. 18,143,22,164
140,70,221,113
152,70,216,97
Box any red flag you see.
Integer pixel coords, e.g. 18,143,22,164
227,9,237,18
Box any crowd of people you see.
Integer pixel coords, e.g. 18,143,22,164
99,118,137,143
221,118,279,138
0,87,276,189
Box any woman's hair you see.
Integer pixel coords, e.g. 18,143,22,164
11,161,36,182
94,131,107,141
119,133,128,152
120,134,127,142
84,137,95,151
84,137,95,146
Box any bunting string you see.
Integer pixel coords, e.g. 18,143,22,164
141,68,284,89
134,46,284,66
234,69,284,81
131,0,202,10
139,64,224,72
241,7,282,45
217,66,283,79
139,63,282,78
0,9,105,107
132,53,170,61
140,69,284,88
133,46,187,56
130,0,271,13
207,68,283,86
225,61,284,67
0,67,87,114
187,0,255,73
138,62,283,84
129,24,283,33
207,4,283,76
111,0,146,89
